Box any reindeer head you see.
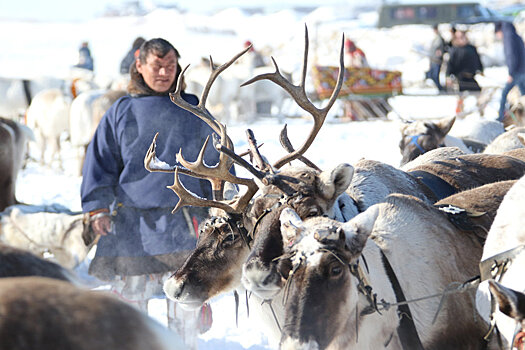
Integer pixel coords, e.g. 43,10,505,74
399,116,455,166
278,207,376,349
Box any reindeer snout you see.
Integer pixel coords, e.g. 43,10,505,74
163,277,184,301
242,259,283,299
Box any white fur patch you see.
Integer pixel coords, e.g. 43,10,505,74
280,336,320,350
292,234,324,268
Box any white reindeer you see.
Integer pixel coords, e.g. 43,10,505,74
0,204,94,269
476,175,525,349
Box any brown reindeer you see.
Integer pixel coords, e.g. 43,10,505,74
0,276,186,350
277,179,514,349
0,117,32,212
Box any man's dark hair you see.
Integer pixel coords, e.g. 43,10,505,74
432,23,439,31
137,38,181,63
128,38,184,96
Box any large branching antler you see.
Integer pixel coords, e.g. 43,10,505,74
241,25,345,169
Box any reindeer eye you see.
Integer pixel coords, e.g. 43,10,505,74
221,234,239,248
306,208,319,218
329,264,343,278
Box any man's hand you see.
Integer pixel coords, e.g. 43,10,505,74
92,215,112,236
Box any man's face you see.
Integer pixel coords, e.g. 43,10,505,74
136,49,177,93
496,31,503,41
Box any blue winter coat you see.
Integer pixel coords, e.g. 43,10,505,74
81,93,220,279
502,22,525,77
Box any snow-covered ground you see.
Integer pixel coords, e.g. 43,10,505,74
4,2,520,349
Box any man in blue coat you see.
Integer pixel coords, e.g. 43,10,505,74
81,38,219,339
495,22,525,122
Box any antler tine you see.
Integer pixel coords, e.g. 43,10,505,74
168,168,238,214
246,129,274,173
242,26,345,169
144,132,211,179
279,125,321,171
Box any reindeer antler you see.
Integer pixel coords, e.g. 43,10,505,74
241,25,345,169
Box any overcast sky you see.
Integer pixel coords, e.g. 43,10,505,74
0,0,350,22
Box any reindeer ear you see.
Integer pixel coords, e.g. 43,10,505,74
517,133,525,146
280,207,304,247
340,205,379,256
319,163,354,200
488,280,525,322
436,116,455,136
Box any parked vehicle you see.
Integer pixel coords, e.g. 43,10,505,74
377,1,512,28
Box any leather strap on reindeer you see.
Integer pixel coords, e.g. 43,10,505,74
409,170,457,201
380,250,426,350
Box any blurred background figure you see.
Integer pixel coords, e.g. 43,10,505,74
243,40,266,68
120,36,146,75
426,23,446,92
446,30,483,92
344,38,368,68
74,41,94,72
494,22,525,123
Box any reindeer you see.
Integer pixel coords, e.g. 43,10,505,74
398,116,504,166
69,89,127,175
483,126,525,155
486,280,525,350
0,244,73,281
0,205,96,269
476,175,525,349
0,276,186,350
0,117,33,212
277,179,515,349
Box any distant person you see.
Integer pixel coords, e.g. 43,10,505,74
344,38,368,68
74,41,94,71
120,37,146,74
446,30,483,92
243,40,266,68
443,26,457,55
494,22,525,123
426,23,446,91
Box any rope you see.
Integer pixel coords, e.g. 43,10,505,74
376,276,480,319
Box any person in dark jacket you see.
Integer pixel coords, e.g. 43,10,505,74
119,36,146,75
81,38,219,342
74,41,94,71
446,30,483,92
495,22,525,122
426,23,446,91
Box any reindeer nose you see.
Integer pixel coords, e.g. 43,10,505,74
163,277,185,301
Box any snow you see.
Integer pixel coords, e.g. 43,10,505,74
3,1,518,349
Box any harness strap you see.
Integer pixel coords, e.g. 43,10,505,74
479,245,525,282
408,135,426,154
380,250,426,350
409,170,457,201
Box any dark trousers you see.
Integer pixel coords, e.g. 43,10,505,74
498,73,525,121
428,62,444,91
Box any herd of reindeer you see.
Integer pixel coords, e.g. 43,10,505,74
2,27,525,350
